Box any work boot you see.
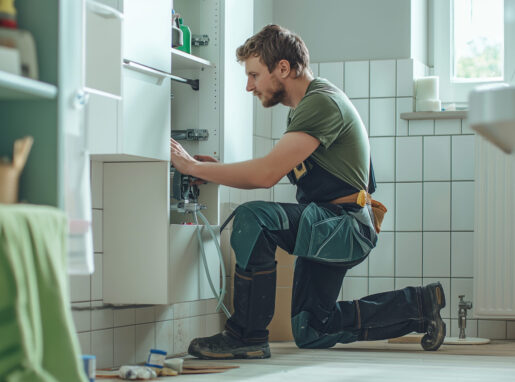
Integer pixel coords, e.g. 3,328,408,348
421,282,446,351
188,330,270,360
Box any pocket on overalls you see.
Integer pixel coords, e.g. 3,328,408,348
293,203,375,265
309,211,374,264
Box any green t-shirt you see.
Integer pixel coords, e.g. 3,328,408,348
286,77,370,191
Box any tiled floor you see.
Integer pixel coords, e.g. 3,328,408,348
101,340,515,381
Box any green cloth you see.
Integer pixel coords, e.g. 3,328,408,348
286,77,370,191
0,204,87,382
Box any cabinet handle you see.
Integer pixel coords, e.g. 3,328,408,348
86,0,123,20
123,59,199,90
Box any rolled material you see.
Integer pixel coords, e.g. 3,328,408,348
416,99,442,112
415,76,441,111
416,76,439,100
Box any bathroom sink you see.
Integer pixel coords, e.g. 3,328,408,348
468,83,515,154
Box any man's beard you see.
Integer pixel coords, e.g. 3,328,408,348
261,79,286,108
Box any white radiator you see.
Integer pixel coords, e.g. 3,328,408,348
474,137,515,318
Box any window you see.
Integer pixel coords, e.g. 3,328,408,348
452,0,504,82
432,0,514,104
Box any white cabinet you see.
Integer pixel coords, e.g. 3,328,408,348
101,0,223,305
123,0,171,73
85,0,171,161
103,162,220,304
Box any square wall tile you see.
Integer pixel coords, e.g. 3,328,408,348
310,63,319,77
451,232,474,277
451,181,474,231
395,232,422,277
409,120,434,135
114,326,136,367
372,183,395,231
424,136,451,181
173,318,193,355
135,307,155,324
253,136,273,159
396,98,414,136
396,137,422,182
77,332,91,356
435,119,460,135
370,138,395,182
450,278,473,319
396,183,422,231
423,232,451,277
478,320,507,340
370,98,396,137
341,277,369,301
271,105,290,139
155,320,174,355
320,62,344,90
347,257,368,277
396,59,414,97
135,323,156,363
424,278,451,319
92,329,114,369
91,302,114,330
91,161,103,209
69,275,91,303
345,61,369,98
254,98,272,138
369,232,394,277
114,308,135,327
72,302,91,333
370,60,396,97
91,253,102,301
452,135,475,180
423,182,451,231
273,184,297,203
369,277,395,295
351,99,369,134
395,277,422,289
155,305,174,322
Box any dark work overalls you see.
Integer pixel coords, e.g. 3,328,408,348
225,158,428,349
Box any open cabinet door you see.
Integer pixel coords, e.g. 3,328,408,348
60,0,94,274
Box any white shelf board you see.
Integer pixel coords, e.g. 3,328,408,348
400,111,467,120
0,70,57,100
171,49,214,71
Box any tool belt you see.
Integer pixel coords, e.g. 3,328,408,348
330,190,387,233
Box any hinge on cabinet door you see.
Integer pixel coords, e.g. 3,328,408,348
192,34,210,47
171,129,209,141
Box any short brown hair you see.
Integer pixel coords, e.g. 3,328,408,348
236,24,311,77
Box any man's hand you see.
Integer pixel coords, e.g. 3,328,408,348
170,138,197,175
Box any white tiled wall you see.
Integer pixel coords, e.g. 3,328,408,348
305,58,514,338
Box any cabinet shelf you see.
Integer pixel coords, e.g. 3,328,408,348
0,70,57,100
171,48,214,71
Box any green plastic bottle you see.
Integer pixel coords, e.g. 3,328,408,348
177,18,191,54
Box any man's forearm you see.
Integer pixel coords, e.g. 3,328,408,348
190,158,280,189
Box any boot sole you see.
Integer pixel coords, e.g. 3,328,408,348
188,344,271,360
421,282,446,351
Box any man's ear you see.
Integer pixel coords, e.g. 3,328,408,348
277,59,291,78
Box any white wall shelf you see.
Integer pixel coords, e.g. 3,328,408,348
401,111,467,120
0,71,57,100
172,48,215,71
